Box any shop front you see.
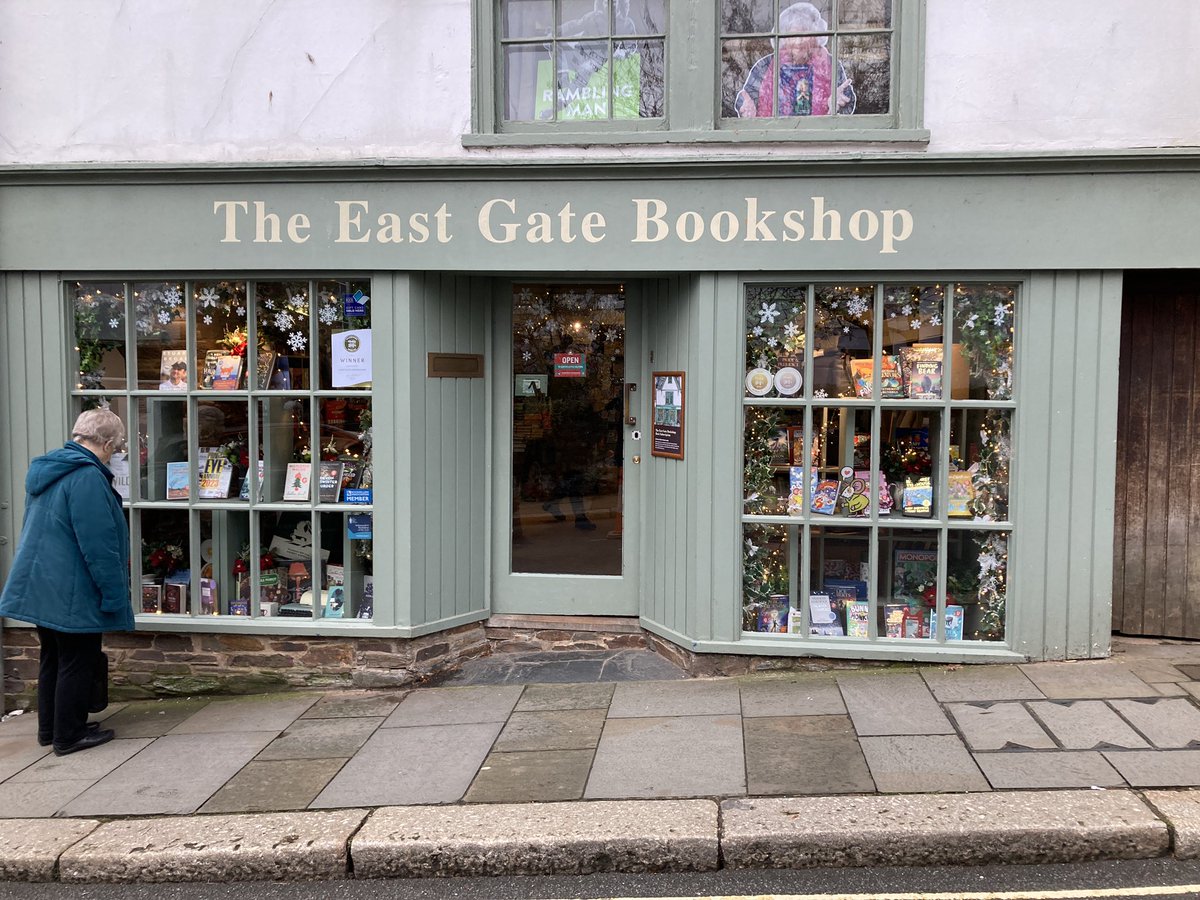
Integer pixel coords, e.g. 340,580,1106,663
2,155,1197,697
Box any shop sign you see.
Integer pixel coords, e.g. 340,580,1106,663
651,371,685,460
515,374,548,396
343,488,373,504
553,352,586,377
347,514,373,541
343,289,368,317
331,328,372,387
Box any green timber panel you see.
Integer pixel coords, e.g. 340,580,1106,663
403,273,490,630
0,273,70,589
1010,271,1123,660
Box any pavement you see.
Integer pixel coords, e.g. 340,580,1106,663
1,636,1199,883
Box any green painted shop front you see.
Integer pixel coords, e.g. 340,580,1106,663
1,154,1197,665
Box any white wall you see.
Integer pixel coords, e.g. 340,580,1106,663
1,0,1197,164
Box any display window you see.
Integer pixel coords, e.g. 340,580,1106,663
70,279,375,624
741,281,1016,644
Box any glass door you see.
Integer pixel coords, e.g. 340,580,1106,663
492,282,640,615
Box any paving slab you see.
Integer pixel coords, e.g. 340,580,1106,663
301,690,407,719
382,685,523,727
0,705,126,739
255,716,383,760
352,799,718,877
585,715,745,799
514,683,615,711
607,679,741,718
1028,700,1150,749
99,698,212,738
743,716,873,795
0,779,97,817
974,750,1126,789
1109,698,1200,749
1124,661,1192,684
199,759,348,813
1102,750,1200,788
9,738,152,784
1179,665,1200,680
1153,683,1191,697
60,731,277,816
465,749,594,803
311,721,503,807
1143,789,1200,858
0,735,52,781
58,809,367,882
1019,661,1157,699
836,672,954,736
0,817,100,881
1183,683,1200,702
720,790,1168,868
738,674,847,717
442,649,686,686
921,666,1044,702
859,735,989,792
947,702,1056,751
493,708,607,752
167,693,318,734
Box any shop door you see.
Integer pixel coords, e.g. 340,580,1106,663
492,282,640,615
1113,272,1200,639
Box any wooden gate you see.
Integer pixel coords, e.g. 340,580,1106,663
1113,272,1200,638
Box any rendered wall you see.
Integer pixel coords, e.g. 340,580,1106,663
2,0,1197,163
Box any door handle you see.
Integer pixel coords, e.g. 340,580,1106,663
624,382,637,426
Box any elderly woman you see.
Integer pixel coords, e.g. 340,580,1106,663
0,409,133,755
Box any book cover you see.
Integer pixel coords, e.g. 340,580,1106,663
767,429,790,466
229,596,250,616
256,350,277,390
326,563,345,586
880,355,904,398
811,478,839,515
141,583,162,613
339,459,362,492
201,350,223,390
787,466,807,516
947,470,975,518
158,349,189,391
883,603,909,638
239,459,264,500
944,604,965,641
283,462,312,501
894,548,938,602
823,578,868,600
900,346,943,400
198,456,233,499
838,469,872,517
778,63,814,115
757,596,789,633
163,582,187,614
845,600,870,637
324,585,346,618
211,355,244,391
358,575,374,619
807,592,840,632
850,358,874,398
903,477,933,517
318,461,345,503
110,451,131,500
166,461,190,500
200,578,218,615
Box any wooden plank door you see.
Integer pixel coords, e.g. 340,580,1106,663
1113,272,1200,638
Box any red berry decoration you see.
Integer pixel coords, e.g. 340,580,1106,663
232,558,249,576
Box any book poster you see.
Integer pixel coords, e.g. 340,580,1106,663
651,371,685,460
534,52,641,121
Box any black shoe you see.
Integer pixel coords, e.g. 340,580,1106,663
53,728,115,756
575,516,597,531
38,721,101,747
542,502,567,522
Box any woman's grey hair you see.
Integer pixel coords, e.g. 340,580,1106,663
780,2,830,44
71,409,126,449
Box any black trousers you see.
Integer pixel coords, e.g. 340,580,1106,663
36,626,101,747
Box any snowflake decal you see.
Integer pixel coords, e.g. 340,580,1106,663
910,318,922,329
532,300,550,318
288,294,307,312
156,310,171,325
828,299,840,309
766,337,778,348
758,302,780,324
287,332,307,352
264,299,276,310
203,315,213,325
517,287,533,303
930,314,942,327
163,287,183,307
964,313,979,330
888,311,896,319
842,325,851,333
605,329,619,342
319,306,339,326
783,322,800,338
274,311,295,331
846,296,869,317
198,287,220,309
235,306,246,317
814,389,828,399
791,306,800,314
751,325,764,337
900,303,913,316
993,305,1008,326
745,538,760,556
521,350,532,361
108,318,120,328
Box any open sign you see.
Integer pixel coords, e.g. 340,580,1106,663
553,352,586,378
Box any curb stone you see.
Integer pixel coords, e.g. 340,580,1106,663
56,809,368,883
352,800,719,877
1143,789,1200,859
0,818,100,882
720,790,1170,869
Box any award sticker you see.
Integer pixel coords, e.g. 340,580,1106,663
745,367,774,396
775,366,802,396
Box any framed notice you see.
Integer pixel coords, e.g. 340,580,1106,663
651,371,685,460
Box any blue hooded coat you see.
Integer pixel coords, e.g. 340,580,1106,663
0,442,134,633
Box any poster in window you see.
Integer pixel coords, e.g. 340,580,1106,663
534,51,641,121
651,371,684,460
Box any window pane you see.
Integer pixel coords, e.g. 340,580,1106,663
838,32,890,115
880,409,941,518
883,284,946,399
198,399,250,501
138,397,188,502
505,44,552,121
949,409,1011,522
74,282,128,392
503,0,552,38
558,0,608,36
745,283,806,396
723,38,774,118
879,527,938,638
617,39,664,118
138,509,190,615
809,407,873,514
257,510,318,618
953,283,1017,401
744,407,805,516
809,525,870,637
814,284,873,399
743,523,796,632
557,41,614,120
620,0,665,36
721,0,773,34
197,509,252,616
133,282,186,392
317,280,372,391
317,396,372,500
257,397,313,504
319,511,373,620
949,530,1008,642
195,282,249,392
838,0,891,30
256,282,311,391
778,0,832,34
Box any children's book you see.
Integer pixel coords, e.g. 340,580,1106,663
903,477,933,517
811,478,839,515
850,355,903,399
883,603,909,638
845,601,870,638
947,470,975,518
357,576,374,619
894,548,938,602
283,462,312,501
339,459,362,492
198,455,233,499
807,592,845,637
166,461,190,500
256,350,277,390
201,350,223,390
767,429,790,466
900,346,943,400
757,596,790,633
239,459,264,500
211,355,244,391
943,604,965,641
787,466,807,516
200,578,219,615
850,359,874,399
318,461,345,503
838,469,872,517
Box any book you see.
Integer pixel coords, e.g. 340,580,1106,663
326,563,345,586
339,459,362,492
211,355,243,390
838,469,872,517
757,596,789,633
110,451,131,500
198,455,234,499
358,575,374,619
239,459,264,500
201,350,223,390
318,461,345,503
849,355,903,399
166,461,190,500
324,585,346,618
823,578,868,600
947,470,975,518
141,583,162,613
158,349,189,391
200,578,219,615
894,548,938,602
767,429,790,466
944,604,965,641
256,350,277,390
903,476,933,517
811,478,839,515
883,603,909,638
807,592,843,635
163,582,186,614
283,462,311,501
900,346,943,400
845,600,870,637
787,466,807,516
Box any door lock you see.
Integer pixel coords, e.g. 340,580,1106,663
632,455,641,464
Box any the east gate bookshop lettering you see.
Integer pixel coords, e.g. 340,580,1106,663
213,197,914,254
